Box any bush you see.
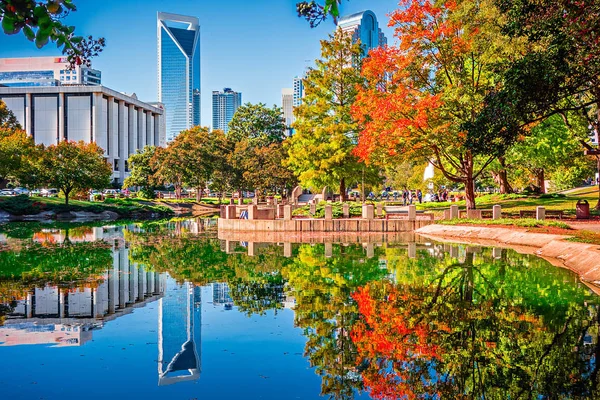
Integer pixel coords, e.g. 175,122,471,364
0,195,42,215
539,193,566,199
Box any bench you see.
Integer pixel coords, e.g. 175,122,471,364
519,209,564,219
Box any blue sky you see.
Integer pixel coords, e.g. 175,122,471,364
0,0,397,127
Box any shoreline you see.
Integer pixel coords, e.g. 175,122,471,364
416,224,600,286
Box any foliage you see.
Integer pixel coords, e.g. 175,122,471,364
438,218,571,229
40,140,111,205
286,29,379,201
124,146,158,198
292,201,363,218
296,0,342,27
0,0,105,67
228,103,286,145
353,0,522,210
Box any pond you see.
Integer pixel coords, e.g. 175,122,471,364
0,219,598,399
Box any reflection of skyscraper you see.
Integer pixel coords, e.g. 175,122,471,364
158,280,201,386
211,282,232,306
157,12,201,142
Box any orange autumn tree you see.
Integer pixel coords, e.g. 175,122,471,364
353,0,520,209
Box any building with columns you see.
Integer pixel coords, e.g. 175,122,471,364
0,86,166,185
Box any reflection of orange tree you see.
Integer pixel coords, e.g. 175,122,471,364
282,244,388,399
352,248,600,399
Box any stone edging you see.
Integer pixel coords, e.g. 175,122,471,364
416,224,600,285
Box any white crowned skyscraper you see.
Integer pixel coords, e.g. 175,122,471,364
157,12,200,142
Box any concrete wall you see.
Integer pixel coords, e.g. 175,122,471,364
218,217,433,233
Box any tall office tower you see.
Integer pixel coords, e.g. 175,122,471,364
157,12,200,142
212,88,242,133
158,279,201,386
338,10,387,58
293,76,304,107
282,88,294,136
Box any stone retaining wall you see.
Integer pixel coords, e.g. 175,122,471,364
416,224,600,285
218,217,434,233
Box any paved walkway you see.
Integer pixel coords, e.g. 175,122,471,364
567,221,600,233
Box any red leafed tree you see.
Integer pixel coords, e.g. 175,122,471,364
352,0,519,209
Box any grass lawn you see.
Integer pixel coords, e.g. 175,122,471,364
413,186,599,217
0,195,173,217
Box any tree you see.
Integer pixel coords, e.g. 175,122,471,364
40,140,111,205
286,29,379,202
353,0,520,209
0,0,105,67
227,103,289,196
124,146,158,198
0,99,20,130
482,0,600,206
297,0,343,27
507,114,592,193
228,103,286,145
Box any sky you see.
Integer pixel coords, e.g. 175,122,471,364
0,0,398,127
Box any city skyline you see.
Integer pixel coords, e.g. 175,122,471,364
0,0,396,129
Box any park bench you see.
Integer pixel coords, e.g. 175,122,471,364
519,209,564,219
384,207,434,221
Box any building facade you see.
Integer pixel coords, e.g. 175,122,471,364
212,88,242,133
157,12,201,143
338,10,387,58
281,88,294,136
0,86,166,185
0,56,101,87
293,76,304,107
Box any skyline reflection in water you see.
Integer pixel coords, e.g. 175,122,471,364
0,219,598,399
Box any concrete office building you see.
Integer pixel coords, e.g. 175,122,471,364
338,10,387,58
157,12,201,142
282,88,294,136
212,88,242,133
0,86,166,185
0,56,101,87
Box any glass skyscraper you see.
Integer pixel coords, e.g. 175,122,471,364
338,10,387,58
157,12,200,142
212,88,242,134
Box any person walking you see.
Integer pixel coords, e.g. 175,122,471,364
417,189,422,204
402,189,407,206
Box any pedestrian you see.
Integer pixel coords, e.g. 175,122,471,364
402,189,407,206
417,189,422,204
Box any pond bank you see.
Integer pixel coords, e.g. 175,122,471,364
416,224,600,285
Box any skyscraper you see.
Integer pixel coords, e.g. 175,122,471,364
157,12,200,142
338,10,387,58
212,88,242,133
293,76,304,107
281,88,294,136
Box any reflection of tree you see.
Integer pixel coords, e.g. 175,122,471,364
0,241,112,325
127,229,291,316
282,244,388,399
353,247,600,399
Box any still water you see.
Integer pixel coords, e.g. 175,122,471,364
0,219,598,399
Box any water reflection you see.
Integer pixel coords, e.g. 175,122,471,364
0,220,599,399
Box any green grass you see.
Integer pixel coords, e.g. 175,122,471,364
438,218,572,229
415,187,599,217
0,195,173,217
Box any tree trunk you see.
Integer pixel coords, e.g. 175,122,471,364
64,188,70,206
535,169,545,194
465,176,476,210
196,188,201,202
497,157,513,194
339,178,346,202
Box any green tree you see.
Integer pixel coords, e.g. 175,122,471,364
286,29,379,201
0,0,105,67
40,140,111,205
124,145,158,198
228,103,286,145
296,0,343,27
